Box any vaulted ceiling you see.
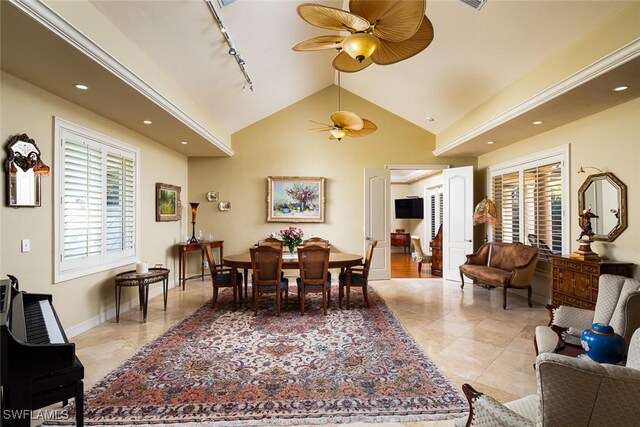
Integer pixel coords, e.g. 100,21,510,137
90,0,630,134
2,0,638,158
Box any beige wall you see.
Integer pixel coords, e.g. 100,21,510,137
437,3,640,149
478,97,640,299
390,184,412,234
41,0,231,147
189,86,475,256
0,72,188,331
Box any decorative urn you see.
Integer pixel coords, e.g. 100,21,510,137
580,323,625,364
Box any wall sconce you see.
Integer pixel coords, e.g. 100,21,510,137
578,166,603,174
4,133,50,207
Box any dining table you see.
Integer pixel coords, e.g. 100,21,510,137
222,252,364,299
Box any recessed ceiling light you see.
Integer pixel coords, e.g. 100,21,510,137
487,141,495,145
532,120,543,125
426,116,435,122
613,85,629,92
142,120,152,125
180,141,188,145
74,83,89,90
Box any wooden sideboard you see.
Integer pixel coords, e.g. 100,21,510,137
391,232,411,253
550,255,633,309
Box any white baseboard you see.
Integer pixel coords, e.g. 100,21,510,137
65,279,179,339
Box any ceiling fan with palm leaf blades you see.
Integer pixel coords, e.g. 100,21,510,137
309,73,377,141
293,0,434,72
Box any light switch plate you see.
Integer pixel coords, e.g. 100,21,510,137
21,239,30,253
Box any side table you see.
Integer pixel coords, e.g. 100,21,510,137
176,241,224,290
114,268,170,323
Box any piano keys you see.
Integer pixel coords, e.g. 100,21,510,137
1,277,84,426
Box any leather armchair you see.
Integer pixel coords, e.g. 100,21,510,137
535,274,640,355
455,328,640,427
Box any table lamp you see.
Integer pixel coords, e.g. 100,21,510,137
473,197,498,242
189,202,200,244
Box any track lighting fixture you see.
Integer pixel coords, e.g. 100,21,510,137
205,0,254,91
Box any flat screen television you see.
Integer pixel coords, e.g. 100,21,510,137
395,198,424,219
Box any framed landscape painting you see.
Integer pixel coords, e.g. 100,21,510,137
267,176,325,223
156,183,182,222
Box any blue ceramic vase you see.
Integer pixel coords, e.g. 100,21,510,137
580,323,625,364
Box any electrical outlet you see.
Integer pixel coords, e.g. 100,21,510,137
203,260,209,269
21,239,30,253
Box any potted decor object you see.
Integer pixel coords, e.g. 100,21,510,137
580,323,626,364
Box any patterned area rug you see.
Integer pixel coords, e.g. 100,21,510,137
54,286,467,426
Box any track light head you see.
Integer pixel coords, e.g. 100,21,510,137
228,47,236,55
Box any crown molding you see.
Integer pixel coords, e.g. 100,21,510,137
433,37,640,157
10,0,234,156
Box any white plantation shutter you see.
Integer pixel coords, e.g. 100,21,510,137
523,162,562,256
55,119,139,282
62,139,103,260
106,152,135,253
489,147,568,261
492,172,520,243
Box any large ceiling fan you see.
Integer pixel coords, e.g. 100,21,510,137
309,73,377,141
293,0,434,72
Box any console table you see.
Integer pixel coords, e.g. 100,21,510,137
391,232,411,253
114,268,170,323
176,241,224,290
550,255,633,309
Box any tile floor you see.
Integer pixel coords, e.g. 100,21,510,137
71,277,551,426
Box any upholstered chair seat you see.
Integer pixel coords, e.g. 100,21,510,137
338,271,366,285
410,235,431,274
455,328,640,427
338,240,377,309
203,244,242,309
535,274,640,355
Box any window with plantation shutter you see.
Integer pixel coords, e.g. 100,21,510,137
55,118,139,282
523,163,562,259
492,172,520,244
489,147,568,262
428,186,443,242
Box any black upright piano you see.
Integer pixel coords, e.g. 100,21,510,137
0,276,84,426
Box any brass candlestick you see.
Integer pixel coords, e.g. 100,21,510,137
189,202,200,244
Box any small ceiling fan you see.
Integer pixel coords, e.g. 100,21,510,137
309,73,377,141
293,0,434,73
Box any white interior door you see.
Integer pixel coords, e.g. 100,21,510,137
443,166,474,281
364,168,390,280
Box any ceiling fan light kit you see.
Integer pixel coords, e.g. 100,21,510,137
293,1,433,73
342,32,380,62
296,1,440,141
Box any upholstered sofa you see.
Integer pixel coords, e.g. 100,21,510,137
459,242,539,309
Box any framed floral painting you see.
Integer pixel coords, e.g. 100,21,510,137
267,176,325,223
155,183,182,222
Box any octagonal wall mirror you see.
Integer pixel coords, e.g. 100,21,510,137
4,133,49,207
578,172,627,241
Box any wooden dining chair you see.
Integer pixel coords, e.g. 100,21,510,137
296,245,331,315
339,240,377,309
250,245,289,316
302,237,330,248
304,237,332,281
203,244,242,309
256,237,283,248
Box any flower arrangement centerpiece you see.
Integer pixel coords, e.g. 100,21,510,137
279,226,304,254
